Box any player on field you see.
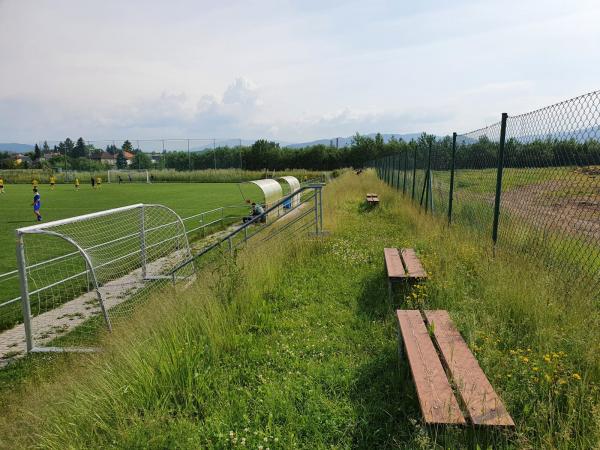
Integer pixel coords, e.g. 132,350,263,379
31,178,39,189
32,188,42,221
49,175,56,190
96,176,102,188
0,177,4,194
75,178,80,190
91,177,96,188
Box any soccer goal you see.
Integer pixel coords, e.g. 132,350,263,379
107,169,150,183
15,204,194,353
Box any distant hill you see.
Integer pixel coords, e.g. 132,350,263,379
285,133,426,149
0,143,34,153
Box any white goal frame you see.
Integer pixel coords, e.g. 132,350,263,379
15,203,192,353
107,169,150,183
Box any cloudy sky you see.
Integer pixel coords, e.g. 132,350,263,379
0,0,599,143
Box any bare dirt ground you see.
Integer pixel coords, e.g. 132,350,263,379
501,179,600,242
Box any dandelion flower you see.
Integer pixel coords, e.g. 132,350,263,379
572,373,582,381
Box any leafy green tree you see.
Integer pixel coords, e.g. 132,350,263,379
63,138,75,158
122,140,133,153
116,151,127,169
33,144,41,161
74,137,86,158
132,151,152,169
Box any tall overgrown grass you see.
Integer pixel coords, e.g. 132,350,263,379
0,170,598,449
0,168,328,184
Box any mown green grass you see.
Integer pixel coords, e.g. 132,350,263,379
0,182,259,295
0,171,598,449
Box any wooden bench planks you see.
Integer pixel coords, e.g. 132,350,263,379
384,248,406,279
400,248,428,278
396,310,466,425
424,310,515,427
366,193,380,205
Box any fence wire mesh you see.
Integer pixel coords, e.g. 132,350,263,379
371,90,600,296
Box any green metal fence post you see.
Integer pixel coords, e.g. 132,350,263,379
492,113,508,249
384,156,388,183
421,140,432,211
448,132,457,225
403,149,408,194
411,145,417,200
395,154,400,190
428,144,434,213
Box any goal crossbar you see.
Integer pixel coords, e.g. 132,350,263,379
15,203,193,354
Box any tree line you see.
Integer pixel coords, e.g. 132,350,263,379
2,133,599,171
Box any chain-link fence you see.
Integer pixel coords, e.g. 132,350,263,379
371,91,600,295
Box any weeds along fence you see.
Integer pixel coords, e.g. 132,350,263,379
0,168,328,184
0,184,324,358
370,91,600,295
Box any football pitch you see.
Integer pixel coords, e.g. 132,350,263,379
0,182,261,277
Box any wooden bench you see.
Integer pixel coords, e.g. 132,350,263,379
384,248,427,300
396,309,514,427
366,193,380,205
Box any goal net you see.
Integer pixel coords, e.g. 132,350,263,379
107,169,150,183
15,204,194,352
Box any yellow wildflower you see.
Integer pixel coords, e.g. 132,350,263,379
572,373,582,381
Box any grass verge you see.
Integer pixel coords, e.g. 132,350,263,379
0,170,598,449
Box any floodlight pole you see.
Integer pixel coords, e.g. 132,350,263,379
213,139,217,170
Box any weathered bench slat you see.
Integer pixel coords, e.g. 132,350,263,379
384,248,406,279
424,310,515,427
401,248,427,278
396,310,466,425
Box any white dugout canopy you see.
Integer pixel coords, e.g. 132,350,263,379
244,179,283,207
277,176,301,207
240,176,301,208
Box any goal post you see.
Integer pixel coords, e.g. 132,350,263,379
15,203,193,353
107,169,150,183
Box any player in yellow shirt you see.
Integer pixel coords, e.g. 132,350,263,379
49,175,56,190
0,177,5,194
96,176,102,188
31,178,39,188
74,178,80,190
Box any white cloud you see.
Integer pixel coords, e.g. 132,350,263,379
0,0,599,143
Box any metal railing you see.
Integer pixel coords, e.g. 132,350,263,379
170,185,325,279
0,203,250,323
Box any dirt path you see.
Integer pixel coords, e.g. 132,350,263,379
0,253,183,367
